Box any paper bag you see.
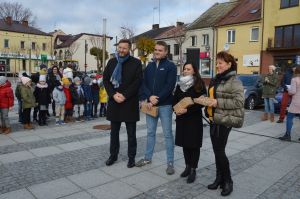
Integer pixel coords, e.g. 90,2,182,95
141,103,158,117
173,97,194,113
193,96,215,106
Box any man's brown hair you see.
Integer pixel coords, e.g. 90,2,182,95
118,39,132,48
156,41,168,52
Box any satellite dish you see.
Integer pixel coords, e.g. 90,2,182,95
224,43,230,51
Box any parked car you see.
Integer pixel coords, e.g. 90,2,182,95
237,75,264,110
274,86,291,114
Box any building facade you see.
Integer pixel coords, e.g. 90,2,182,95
53,32,112,72
0,17,53,75
261,0,300,73
216,0,262,75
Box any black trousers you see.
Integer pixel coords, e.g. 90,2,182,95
183,147,200,168
52,100,56,115
100,103,107,116
92,102,98,117
210,123,232,182
38,110,47,124
23,108,31,124
33,106,39,120
110,121,137,159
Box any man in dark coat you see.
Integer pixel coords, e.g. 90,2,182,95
103,39,143,168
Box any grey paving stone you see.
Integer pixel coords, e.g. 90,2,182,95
67,169,114,189
0,189,35,199
12,135,42,143
60,191,96,199
88,181,141,199
121,171,169,192
29,146,64,157
0,151,35,164
28,178,81,199
57,142,89,151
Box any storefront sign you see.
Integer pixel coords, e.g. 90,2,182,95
0,52,26,59
243,54,260,67
0,52,55,60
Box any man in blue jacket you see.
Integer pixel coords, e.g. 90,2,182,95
136,41,177,175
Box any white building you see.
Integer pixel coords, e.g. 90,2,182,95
52,31,112,72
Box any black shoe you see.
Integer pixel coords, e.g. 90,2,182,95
207,175,223,190
298,138,300,141
127,159,135,168
105,156,117,166
187,168,196,183
180,165,191,177
221,181,233,196
276,119,283,123
279,134,291,141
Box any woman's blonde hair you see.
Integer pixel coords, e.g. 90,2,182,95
269,65,276,71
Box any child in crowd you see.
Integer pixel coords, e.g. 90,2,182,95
82,76,93,120
20,76,36,129
0,76,14,134
62,77,73,123
15,72,27,124
71,77,85,122
91,79,100,118
52,81,66,125
34,75,51,126
99,82,108,117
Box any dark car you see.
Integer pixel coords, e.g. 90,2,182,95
237,75,263,110
274,86,291,114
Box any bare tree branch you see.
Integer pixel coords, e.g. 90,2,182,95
0,2,36,26
119,24,136,54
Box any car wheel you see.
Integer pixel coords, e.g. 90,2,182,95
245,95,256,110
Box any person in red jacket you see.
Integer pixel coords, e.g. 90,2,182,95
0,76,14,134
62,78,73,123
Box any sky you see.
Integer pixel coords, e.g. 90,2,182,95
11,0,227,38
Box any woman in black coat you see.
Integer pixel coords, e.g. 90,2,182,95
173,62,207,183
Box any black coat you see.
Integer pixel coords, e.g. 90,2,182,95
173,83,207,148
103,56,143,122
34,85,51,106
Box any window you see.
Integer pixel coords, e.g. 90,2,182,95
32,42,36,50
275,24,300,48
191,36,197,46
203,34,209,46
250,27,259,41
42,43,46,51
280,0,299,8
200,59,211,76
227,30,235,43
20,41,25,49
174,44,179,55
4,39,9,48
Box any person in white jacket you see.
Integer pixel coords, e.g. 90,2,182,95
52,82,66,125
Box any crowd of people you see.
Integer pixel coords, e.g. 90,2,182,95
0,38,299,197
0,64,108,133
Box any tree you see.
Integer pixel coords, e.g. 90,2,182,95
120,24,136,55
65,42,80,60
0,2,36,26
90,47,108,73
136,37,155,66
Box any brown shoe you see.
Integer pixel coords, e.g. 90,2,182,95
24,124,30,129
261,113,268,121
270,113,275,122
3,127,11,134
28,123,34,129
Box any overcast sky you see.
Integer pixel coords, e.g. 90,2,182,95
13,0,227,38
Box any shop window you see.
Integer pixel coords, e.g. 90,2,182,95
200,59,211,76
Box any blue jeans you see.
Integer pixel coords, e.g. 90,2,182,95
84,102,92,119
264,98,274,113
144,105,174,164
286,112,300,135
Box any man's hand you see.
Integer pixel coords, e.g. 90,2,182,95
113,93,125,103
209,99,217,108
149,95,159,105
176,108,187,116
117,92,126,102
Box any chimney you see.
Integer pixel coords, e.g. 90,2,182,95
176,22,184,27
22,20,28,27
152,24,159,29
5,16,12,25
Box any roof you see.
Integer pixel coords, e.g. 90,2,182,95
187,1,240,30
155,24,188,40
132,26,174,42
0,19,50,36
54,33,113,49
217,0,262,26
